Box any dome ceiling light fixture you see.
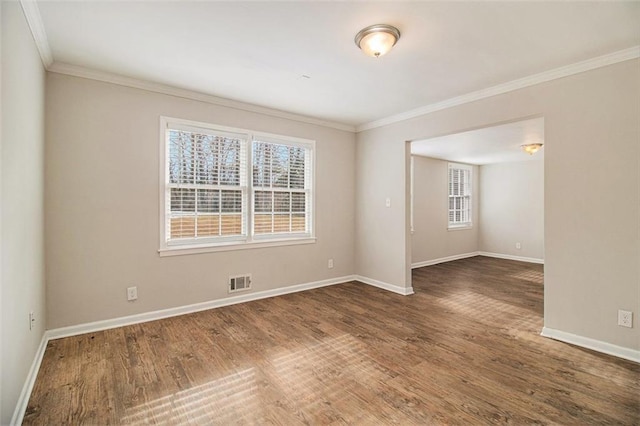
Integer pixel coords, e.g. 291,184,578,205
521,143,544,155
354,24,401,58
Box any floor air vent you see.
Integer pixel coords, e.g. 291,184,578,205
229,274,252,293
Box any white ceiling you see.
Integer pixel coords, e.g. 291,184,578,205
35,1,640,128
411,117,544,165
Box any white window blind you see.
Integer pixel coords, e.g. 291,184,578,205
166,126,248,244
160,117,315,252
448,163,472,228
252,139,312,236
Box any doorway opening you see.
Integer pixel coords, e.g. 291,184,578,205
407,116,545,330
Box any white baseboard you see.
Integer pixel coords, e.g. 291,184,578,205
411,251,544,269
411,252,479,269
355,275,414,296
11,332,49,425
48,275,356,340
478,251,544,264
12,275,355,423
541,327,640,363
14,273,415,423
46,273,418,340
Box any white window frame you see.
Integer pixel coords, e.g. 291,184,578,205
447,162,472,230
159,117,315,256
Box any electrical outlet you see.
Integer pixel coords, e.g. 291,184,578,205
328,258,334,269
515,242,521,250
618,310,633,328
127,286,138,301
385,197,391,208
29,311,35,331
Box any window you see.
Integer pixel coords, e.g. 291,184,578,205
165,124,248,243
448,163,472,229
252,139,311,236
160,117,314,254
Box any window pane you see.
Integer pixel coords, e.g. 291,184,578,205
169,131,195,184
291,214,306,232
253,141,308,190
221,214,242,235
254,191,272,213
196,134,219,185
273,214,290,232
219,138,241,185
193,135,243,186
196,214,220,236
221,190,242,213
254,214,272,234
171,188,196,213
252,142,271,187
197,189,220,213
170,216,195,239
270,145,290,188
274,192,290,213
291,192,306,213
289,147,306,189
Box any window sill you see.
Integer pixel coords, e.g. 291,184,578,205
159,237,316,257
447,225,473,231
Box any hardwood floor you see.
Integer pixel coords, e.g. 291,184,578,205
25,256,639,424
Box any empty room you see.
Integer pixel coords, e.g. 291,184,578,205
1,1,639,424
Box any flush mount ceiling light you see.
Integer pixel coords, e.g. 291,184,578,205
355,24,401,58
521,143,544,155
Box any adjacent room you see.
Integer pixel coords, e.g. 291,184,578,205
2,1,639,424
410,117,545,268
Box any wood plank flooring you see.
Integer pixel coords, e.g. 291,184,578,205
24,256,639,424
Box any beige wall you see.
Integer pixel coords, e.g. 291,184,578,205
411,156,479,265
356,59,639,350
411,155,543,265
355,131,409,288
45,73,356,329
1,2,47,423
479,160,544,260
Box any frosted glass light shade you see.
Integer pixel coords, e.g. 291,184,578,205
521,143,543,155
355,24,401,58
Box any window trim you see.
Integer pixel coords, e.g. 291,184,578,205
159,116,316,255
447,162,473,230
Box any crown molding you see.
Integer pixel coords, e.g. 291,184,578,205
47,62,356,132
18,0,638,135
19,0,354,132
356,46,640,132
19,0,53,68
